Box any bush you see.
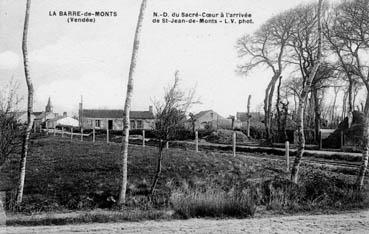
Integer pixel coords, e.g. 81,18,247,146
205,129,250,144
170,186,256,219
301,172,365,208
260,177,303,211
197,129,213,139
257,173,368,212
248,125,266,139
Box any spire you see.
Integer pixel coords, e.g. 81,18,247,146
45,97,53,113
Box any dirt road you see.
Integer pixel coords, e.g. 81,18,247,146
3,210,369,234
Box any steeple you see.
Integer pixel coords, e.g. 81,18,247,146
45,97,53,113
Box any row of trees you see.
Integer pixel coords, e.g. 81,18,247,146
237,0,369,189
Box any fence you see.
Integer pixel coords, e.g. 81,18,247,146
36,126,295,173
38,127,236,153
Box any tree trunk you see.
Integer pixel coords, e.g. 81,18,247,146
267,76,279,141
341,90,348,120
16,0,33,205
263,80,273,142
264,74,280,144
356,94,369,190
348,78,354,128
276,76,282,142
281,102,289,141
313,88,321,144
332,88,339,126
291,98,305,183
150,143,164,195
118,0,147,205
291,0,323,183
293,93,298,120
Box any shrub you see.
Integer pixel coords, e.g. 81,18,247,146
248,125,266,139
301,172,366,208
170,186,256,219
260,177,303,211
205,129,250,144
257,173,368,212
197,129,213,139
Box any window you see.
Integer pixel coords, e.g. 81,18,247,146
95,119,101,128
130,120,136,129
137,120,143,129
108,120,113,130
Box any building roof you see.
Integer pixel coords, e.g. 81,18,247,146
33,111,43,116
34,111,57,120
8,111,27,118
82,109,155,119
193,110,224,120
34,112,46,120
49,116,79,127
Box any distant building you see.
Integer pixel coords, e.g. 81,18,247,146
33,97,58,128
13,111,35,124
187,110,240,130
46,112,79,128
190,110,223,130
236,112,264,122
79,106,155,130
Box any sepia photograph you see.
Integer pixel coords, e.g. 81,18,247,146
1,0,369,233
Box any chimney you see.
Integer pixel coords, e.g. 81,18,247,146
63,112,67,117
79,95,83,127
149,105,153,113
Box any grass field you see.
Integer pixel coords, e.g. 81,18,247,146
4,136,369,225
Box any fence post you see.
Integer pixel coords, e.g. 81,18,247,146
166,141,169,149
93,125,96,143
46,124,49,135
71,127,73,140
53,127,56,136
195,130,199,152
0,191,6,226
319,130,322,150
233,131,236,157
285,141,290,172
62,127,64,138
107,128,109,143
142,129,145,147
81,128,83,141
247,95,251,138
341,130,344,150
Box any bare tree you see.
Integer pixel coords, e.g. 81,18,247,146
16,0,34,204
311,63,336,141
189,112,197,138
331,85,341,125
118,0,147,205
323,9,363,128
236,10,295,144
150,71,198,195
0,80,23,169
330,0,369,189
290,0,324,183
275,76,283,141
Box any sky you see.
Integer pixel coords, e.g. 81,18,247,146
0,0,342,117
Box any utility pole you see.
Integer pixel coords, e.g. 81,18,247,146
247,95,251,138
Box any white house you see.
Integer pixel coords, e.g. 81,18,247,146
46,115,79,128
